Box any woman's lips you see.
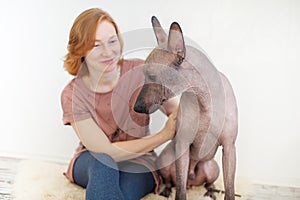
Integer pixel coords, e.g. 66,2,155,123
102,58,115,65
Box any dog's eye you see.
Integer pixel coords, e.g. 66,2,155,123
148,75,157,81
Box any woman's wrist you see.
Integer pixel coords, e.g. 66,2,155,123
159,127,173,142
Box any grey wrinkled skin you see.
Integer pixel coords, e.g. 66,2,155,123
134,16,238,200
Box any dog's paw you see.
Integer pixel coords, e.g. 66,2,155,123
204,191,217,200
160,187,172,197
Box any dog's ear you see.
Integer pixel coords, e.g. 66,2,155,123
167,22,185,63
151,16,167,45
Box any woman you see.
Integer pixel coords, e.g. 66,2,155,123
61,8,178,200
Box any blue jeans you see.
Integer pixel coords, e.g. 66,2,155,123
73,151,155,200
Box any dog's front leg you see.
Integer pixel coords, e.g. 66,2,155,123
174,91,199,200
222,142,236,200
175,141,190,200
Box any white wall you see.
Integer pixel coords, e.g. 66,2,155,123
0,0,299,187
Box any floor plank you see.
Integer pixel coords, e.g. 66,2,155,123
0,157,20,200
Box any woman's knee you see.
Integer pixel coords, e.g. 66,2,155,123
74,152,119,182
89,152,118,170
86,152,120,188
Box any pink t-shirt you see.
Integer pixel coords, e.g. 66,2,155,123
61,59,162,193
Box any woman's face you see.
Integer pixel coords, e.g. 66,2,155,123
85,20,121,73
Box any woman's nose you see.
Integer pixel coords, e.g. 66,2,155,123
101,43,113,56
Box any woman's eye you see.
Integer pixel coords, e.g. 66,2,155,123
109,39,117,44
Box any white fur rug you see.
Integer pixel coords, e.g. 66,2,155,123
12,159,251,200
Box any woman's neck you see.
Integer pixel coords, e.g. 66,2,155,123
86,65,121,93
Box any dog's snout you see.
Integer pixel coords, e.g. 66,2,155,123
134,100,146,113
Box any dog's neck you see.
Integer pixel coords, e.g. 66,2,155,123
177,46,223,110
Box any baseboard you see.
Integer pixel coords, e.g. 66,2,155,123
0,151,70,164
251,176,300,188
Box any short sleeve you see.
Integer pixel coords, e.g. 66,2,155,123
61,79,91,125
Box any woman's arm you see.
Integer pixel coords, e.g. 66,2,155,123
71,110,177,162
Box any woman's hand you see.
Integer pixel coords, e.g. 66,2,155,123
163,108,178,140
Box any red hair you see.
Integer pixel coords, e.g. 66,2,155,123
64,8,123,75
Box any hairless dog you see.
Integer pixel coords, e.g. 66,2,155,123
134,16,238,200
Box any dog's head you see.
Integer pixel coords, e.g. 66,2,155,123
134,17,187,114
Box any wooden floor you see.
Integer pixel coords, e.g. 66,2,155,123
0,157,19,200
0,156,300,200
